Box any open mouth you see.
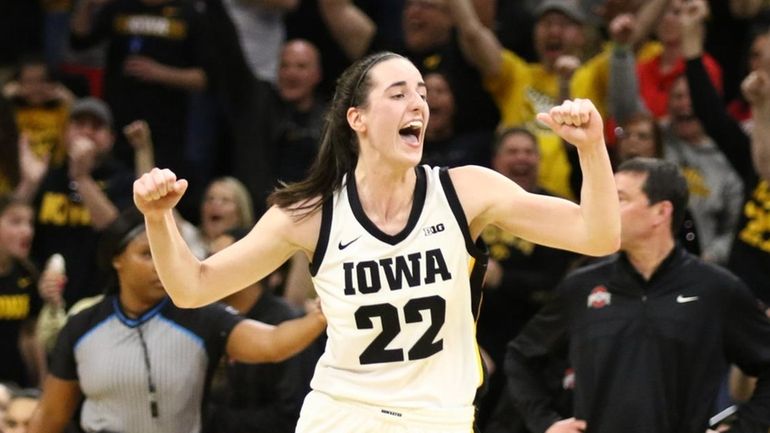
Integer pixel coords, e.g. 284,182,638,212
399,120,423,146
544,42,563,56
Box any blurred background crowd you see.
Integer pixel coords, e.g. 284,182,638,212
2,0,770,431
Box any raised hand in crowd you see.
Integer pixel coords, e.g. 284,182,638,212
67,137,98,181
743,65,770,181
15,134,50,203
609,13,636,47
2,78,74,107
123,120,151,151
123,120,154,176
554,55,582,81
18,134,49,186
742,68,770,107
679,0,710,59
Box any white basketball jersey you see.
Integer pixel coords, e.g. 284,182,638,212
309,165,487,409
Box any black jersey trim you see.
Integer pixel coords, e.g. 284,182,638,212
157,314,204,348
347,166,427,245
438,167,486,259
469,239,489,321
310,197,334,276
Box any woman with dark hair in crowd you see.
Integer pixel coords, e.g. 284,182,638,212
133,52,619,432
28,208,325,433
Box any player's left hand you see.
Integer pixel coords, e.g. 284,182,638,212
537,99,604,150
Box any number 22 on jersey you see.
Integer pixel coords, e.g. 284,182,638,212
355,295,446,365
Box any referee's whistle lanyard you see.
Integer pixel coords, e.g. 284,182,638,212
112,296,169,419
137,325,159,418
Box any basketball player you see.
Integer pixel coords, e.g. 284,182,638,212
133,52,620,432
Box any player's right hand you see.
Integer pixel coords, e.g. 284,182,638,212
133,167,188,217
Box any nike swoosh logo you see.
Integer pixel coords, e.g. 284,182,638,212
338,236,361,250
676,295,699,303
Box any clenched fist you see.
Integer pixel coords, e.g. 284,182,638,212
537,99,605,150
133,168,188,218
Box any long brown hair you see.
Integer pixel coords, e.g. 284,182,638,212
268,52,404,218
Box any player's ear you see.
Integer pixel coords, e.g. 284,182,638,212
347,106,366,133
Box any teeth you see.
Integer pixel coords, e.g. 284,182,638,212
406,120,423,129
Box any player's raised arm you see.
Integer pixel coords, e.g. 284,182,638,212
133,168,316,308
454,99,620,256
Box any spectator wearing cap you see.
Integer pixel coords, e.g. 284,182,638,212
18,97,134,309
447,0,604,200
449,0,678,200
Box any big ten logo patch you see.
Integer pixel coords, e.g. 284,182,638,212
422,223,445,237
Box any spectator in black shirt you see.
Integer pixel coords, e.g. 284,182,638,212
203,0,327,214
70,0,211,219
20,97,134,308
272,39,327,185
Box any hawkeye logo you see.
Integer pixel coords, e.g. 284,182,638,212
587,285,611,309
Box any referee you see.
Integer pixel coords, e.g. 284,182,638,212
28,209,326,433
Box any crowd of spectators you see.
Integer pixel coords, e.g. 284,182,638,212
2,0,770,432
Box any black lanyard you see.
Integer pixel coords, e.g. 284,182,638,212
136,325,159,418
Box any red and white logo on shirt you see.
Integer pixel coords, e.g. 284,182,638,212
587,285,611,309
